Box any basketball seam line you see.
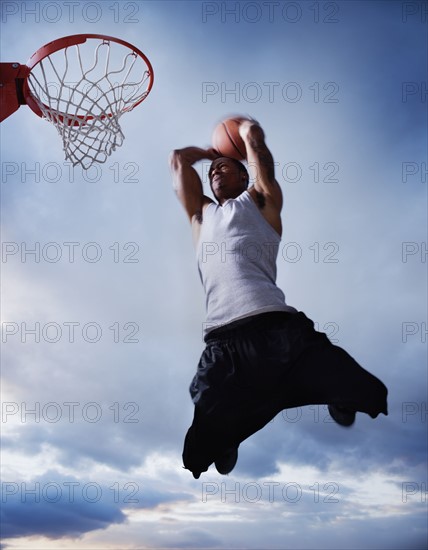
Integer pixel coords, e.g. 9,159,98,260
222,122,245,159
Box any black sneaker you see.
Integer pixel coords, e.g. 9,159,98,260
215,448,238,475
328,404,356,427
182,466,202,479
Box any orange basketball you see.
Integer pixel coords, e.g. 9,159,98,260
212,117,248,161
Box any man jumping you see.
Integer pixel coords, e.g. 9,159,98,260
169,118,388,479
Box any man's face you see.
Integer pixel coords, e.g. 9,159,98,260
209,157,248,203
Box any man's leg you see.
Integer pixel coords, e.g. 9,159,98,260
182,339,250,477
182,327,286,477
276,312,388,419
182,407,221,478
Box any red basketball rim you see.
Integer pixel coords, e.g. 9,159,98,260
22,34,154,124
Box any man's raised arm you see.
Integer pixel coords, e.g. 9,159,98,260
238,120,283,211
169,147,218,223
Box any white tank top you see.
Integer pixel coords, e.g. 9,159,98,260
196,190,296,335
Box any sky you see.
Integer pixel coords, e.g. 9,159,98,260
0,0,427,549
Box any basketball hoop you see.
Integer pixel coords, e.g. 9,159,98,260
0,34,154,169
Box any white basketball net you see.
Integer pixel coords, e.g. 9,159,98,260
27,39,152,170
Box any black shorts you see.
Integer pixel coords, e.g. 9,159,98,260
182,310,388,476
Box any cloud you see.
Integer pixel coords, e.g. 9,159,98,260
1,471,126,540
1,469,194,541
165,528,222,548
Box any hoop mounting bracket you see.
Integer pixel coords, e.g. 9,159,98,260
0,62,30,122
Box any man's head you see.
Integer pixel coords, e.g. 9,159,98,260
208,157,249,204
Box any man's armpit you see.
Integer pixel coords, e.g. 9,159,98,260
255,190,266,209
194,209,203,224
